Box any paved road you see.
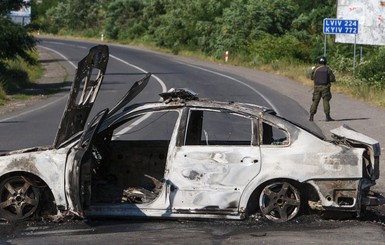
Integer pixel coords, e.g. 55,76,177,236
1,215,385,245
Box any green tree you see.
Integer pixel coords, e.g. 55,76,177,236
45,0,105,34
153,0,231,54
249,33,309,63
0,0,27,15
0,1,36,71
142,0,167,37
195,0,231,54
31,0,59,30
0,0,36,96
152,1,198,52
357,47,385,89
105,0,146,40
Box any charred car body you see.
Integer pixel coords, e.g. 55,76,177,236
0,45,384,223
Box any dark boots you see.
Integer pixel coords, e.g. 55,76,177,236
309,114,334,121
326,113,334,121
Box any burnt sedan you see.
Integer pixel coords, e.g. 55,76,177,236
0,45,384,223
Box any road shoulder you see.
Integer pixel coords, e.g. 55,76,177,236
0,47,67,116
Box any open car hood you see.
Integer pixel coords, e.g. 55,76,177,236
53,45,109,148
77,73,151,149
53,45,152,149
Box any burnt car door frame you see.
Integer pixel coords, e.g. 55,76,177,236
167,107,262,214
65,74,152,216
65,109,109,217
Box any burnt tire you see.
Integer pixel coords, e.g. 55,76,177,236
259,181,301,222
0,176,40,222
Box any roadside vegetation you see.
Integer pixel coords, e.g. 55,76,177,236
2,1,385,107
0,0,40,105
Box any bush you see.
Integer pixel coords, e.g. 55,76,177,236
329,55,353,73
356,48,385,89
0,52,41,94
2,66,29,93
0,76,7,105
249,34,310,64
0,17,36,65
117,23,146,40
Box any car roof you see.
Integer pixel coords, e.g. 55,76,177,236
109,89,324,140
99,89,275,131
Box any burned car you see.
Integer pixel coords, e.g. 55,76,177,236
0,45,384,223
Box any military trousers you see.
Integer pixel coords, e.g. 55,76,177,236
310,84,332,115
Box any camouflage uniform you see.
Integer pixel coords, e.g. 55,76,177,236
309,62,335,121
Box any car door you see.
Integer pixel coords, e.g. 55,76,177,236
167,109,261,214
65,109,108,217
65,73,151,216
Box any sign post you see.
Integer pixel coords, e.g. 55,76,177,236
323,18,359,75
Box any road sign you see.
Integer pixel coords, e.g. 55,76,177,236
323,18,359,34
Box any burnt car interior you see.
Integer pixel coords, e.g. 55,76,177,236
86,95,289,206
89,110,179,204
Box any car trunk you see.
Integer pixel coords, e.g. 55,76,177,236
330,125,380,181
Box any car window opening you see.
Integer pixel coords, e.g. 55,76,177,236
261,121,289,145
113,112,171,139
185,110,253,146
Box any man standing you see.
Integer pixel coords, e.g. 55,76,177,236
309,56,336,121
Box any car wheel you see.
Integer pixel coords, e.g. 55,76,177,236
0,176,40,221
259,181,301,222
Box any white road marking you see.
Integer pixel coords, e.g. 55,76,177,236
39,45,78,69
42,41,88,51
109,54,167,93
174,61,280,114
109,55,169,137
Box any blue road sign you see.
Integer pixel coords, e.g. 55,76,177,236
323,18,359,34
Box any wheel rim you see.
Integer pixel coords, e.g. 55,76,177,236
0,176,40,221
259,182,301,222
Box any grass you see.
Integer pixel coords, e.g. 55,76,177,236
0,50,44,104
333,75,385,108
253,59,385,108
0,85,8,105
